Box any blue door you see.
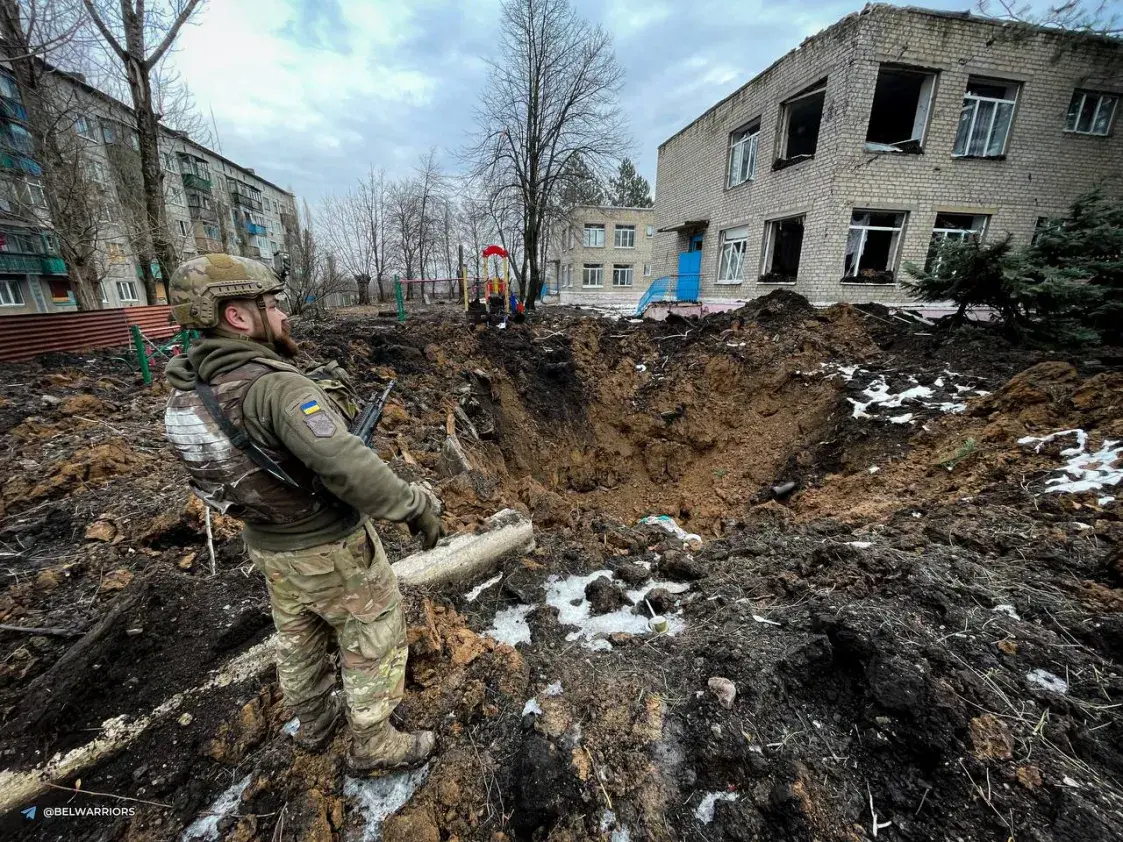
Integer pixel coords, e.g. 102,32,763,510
677,234,703,301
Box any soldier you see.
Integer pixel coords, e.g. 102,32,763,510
162,254,444,772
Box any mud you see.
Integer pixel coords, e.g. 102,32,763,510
0,291,1120,841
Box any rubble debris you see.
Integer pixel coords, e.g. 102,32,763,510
707,677,737,709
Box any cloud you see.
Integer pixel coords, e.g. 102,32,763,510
166,0,968,203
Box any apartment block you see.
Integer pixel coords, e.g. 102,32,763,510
0,61,299,315
649,5,1122,313
552,205,655,310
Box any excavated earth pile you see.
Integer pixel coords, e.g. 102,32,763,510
0,290,1120,841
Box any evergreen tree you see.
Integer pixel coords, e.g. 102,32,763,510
607,158,653,207
557,154,605,208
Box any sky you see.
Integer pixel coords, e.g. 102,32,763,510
167,0,1034,203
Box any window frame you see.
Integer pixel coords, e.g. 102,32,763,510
953,78,1019,158
761,215,806,283
613,224,636,248
581,263,604,287
0,278,24,306
1064,90,1117,136
612,264,634,287
865,65,938,151
583,224,605,248
716,225,749,285
116,280,140,302
843,210,907,284
177,219,191,237
643,263,652,277
645,225,654,238
727,120,760,188
779,85,826,162
75,115,96,141
926,213,989,272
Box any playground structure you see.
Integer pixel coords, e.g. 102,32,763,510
391,244,524,327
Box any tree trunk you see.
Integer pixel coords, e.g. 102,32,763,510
121,31,174,302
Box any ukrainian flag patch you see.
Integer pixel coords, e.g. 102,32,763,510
300,400,322,415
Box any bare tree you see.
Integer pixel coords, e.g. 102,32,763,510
464,0,626,309
389,176,421,298
979,0,1122,36
318,189,373,305
80,0,203,301
0,0,112,310
285,200,348,315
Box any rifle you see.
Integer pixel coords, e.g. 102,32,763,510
350,380,396,446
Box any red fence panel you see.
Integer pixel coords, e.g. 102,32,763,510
0,305,173,362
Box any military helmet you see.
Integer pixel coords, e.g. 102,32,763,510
169,253,285,329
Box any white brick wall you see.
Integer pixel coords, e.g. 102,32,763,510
553,205,655,309
653,6,1123,307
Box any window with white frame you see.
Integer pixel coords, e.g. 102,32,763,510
762,216,805,282
75,116,96,141
646,225,654,238
0,278,24,306
727,119,760,187
583,224,605,247
781,86,826,160
100,121,117,144
177,219,190,237
844,210,906,282
168,185,185,206
85,160,109,184
1065,90,1117,136
926,213,989,271
717,225,748,284
953,78,1019,157
25,177,46,208
162,152,179,172
865,65,937,150
116,280,139,302
614,225,635,248
643,263,652,277
612,264,633,287
582,264,603,286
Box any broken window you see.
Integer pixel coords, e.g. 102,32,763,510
582,264,603,286
926,213,989,272
762,216,805,282
717,225,748,284
844,210,905,283
1065,90,1117,136
727,119,760,187
865,66,936,152
953,78,1018,157
779,86,825,163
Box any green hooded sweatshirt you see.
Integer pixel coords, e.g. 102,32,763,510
165,335,427,551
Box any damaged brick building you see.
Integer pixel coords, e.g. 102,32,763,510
648,4,1122,312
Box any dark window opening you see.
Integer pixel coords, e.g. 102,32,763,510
866,66,935,151
844,210,905,284
780,88,825,162
762,217,804,282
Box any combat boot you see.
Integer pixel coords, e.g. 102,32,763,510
347,723,436,774
292,692,342,752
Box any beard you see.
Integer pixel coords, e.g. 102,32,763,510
272,321,300,358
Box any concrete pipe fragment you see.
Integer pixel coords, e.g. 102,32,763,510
393,508,535,588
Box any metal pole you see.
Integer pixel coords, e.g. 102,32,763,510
394,274,406,323
131,325,151,385
459,244,467,312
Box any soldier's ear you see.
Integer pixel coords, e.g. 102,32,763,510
221,301,253,333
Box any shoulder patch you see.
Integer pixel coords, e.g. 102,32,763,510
303,411,337,438
300,399,322,415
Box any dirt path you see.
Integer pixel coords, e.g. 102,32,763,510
1,293,1120,841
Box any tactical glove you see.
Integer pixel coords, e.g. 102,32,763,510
409,502,446,550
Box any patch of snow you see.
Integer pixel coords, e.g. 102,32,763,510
545,682,563,697
487,604,533,646
694,791,739,825
992,604,1020,620
544,570,684,650
868,465,879,474
847,541,873,549
611,829,631,842
888,413,914,424
281,717,299,736
344,765,431,842
181,774,252,841
638,515,702,548
464,572,503,603
625,580,691,604
1099,496,1115,506
522,698,543,716
1019,430,1122,495
1026,669,1068,695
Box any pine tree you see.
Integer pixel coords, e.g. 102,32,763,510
607,158,653,207
557,155,605,208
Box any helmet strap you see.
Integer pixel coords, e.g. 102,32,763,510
255,295,276,344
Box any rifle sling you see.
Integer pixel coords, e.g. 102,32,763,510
195,379,305,489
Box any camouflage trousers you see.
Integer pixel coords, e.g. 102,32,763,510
247,520,407,736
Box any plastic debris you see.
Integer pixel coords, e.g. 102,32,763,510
635,364,647,372
752,614,781,626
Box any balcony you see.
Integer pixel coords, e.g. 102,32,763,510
231,191,263,212
0,252,65,275
195,236,222,253
0,151,41,176
181,172,212,191
245,221,266,236
42,256,66,274
187,203,217,223
246,246,262,258
0,98,27,122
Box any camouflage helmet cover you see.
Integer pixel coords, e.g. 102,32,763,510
169,253,285,329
